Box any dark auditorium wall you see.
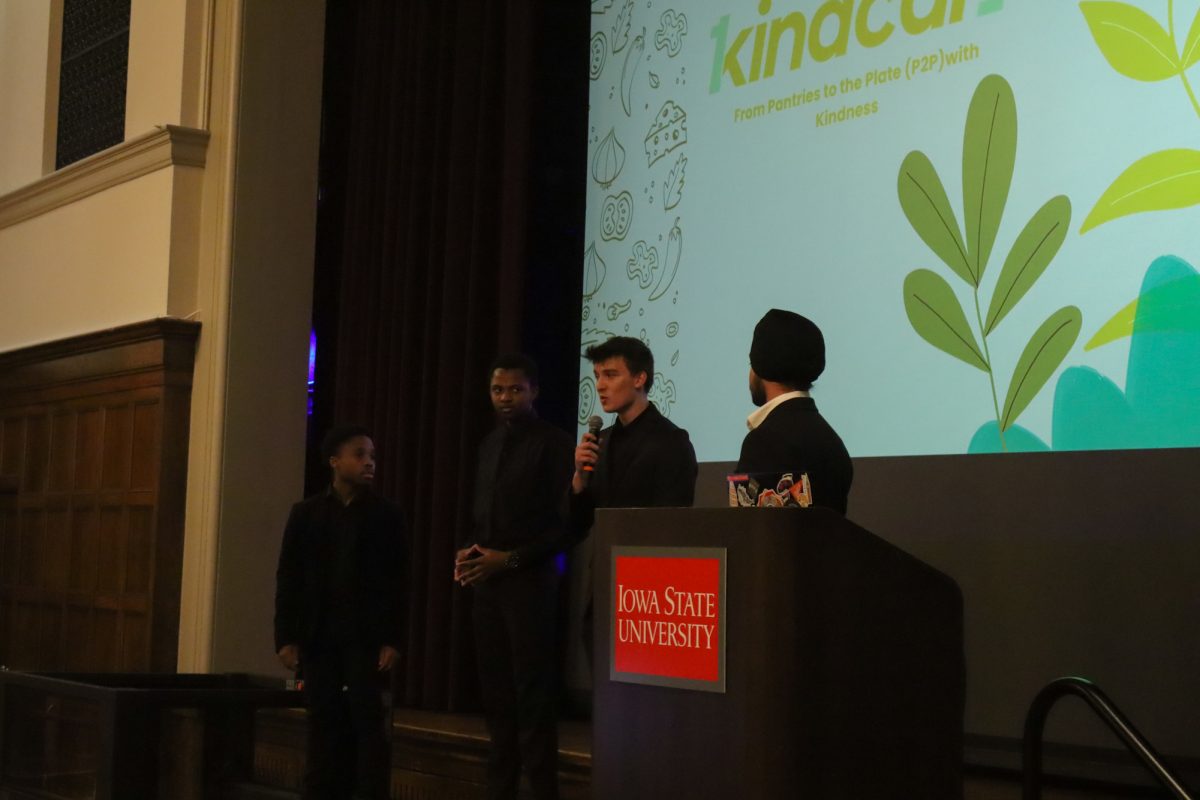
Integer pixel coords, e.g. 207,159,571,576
852,449,1200,764
699,447,1200,765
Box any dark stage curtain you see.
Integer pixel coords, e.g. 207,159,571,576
316,0,586,711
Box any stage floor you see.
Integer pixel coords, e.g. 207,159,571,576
251,707,592,799
392,707,593,764
245,708,1184,800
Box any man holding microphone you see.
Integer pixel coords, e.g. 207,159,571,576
567,336,697,691
571,336,696,513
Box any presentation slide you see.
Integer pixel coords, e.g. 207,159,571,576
581,0,1200,460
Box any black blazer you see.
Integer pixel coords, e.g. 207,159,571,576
571,403,698,532
273,489,407,652
468,415,575,565
736,396,853,515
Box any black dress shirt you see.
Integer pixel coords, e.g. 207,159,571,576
571,402,698,531
467,413,575,565
274,487,407,652
736,396,853,515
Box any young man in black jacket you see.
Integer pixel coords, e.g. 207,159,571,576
571,336,697,517
454,354,575,800
567,337,698,688
274,425,407,800
737,309,853,514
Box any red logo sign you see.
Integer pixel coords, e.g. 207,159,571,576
610,547,726,692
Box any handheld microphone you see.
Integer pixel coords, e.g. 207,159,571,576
581,415,604,485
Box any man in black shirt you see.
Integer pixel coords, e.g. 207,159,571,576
572,336,697,515
568,337,697,685
737,309,853,515
274,426,407,800
454,354,574,800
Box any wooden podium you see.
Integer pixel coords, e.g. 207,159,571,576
591,507,964,799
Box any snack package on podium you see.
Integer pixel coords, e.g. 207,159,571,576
726,471,812,508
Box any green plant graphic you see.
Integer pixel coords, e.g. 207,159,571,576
898,74,1081,451
1079,1,1200,231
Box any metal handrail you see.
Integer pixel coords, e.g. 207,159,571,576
1023,676,1194,800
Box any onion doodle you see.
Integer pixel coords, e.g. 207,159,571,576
591,128,626,188
583,242,607,299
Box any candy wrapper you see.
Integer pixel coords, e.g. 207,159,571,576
727,472,812,509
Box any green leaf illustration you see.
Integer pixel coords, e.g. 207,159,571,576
903,269,988,371
1085,273,1200,349
985,195,1072,335
898,152,973,285
1085,297,1138,350
1182,6,1200,70
1080,1,1180,81
1001,306,1082,430
1080,148,1200,232
963,74,1017,285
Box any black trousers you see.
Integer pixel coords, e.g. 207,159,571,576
473,563,561,800
301,645,390,800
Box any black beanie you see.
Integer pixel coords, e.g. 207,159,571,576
749,309,825,387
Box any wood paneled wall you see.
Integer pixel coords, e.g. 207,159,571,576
0,319,199,672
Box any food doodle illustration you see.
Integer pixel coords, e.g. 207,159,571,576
591,128,626,188
607,299,633,321
611,0,634,53
583,242,607,299
649,218,682,301
581,327,623,352
626,240,661,291
621,28,646,116
654,9,688,57
589,32,607,80
578,377,597,424
648,373,678,416
583,0,691,430
601,191,633,241
663,153,687,211
645,101,687,167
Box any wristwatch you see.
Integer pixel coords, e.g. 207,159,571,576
504,551,521,570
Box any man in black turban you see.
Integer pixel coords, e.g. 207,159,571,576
736,309,853,514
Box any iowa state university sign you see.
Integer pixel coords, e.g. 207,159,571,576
610,546,727,693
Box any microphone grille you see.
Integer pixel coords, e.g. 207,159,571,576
587,415,603,434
